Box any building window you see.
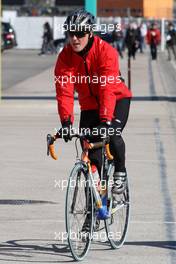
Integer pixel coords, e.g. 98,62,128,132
55,0,84,5
2,0,25,4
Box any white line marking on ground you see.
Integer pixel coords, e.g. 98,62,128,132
0,219,65,223
127,159,176,163
131,221,176,224
170,60,176,70
1,220,175,224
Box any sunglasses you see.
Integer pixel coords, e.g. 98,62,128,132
67,31,88,38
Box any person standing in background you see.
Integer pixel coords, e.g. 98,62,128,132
112,26,124,58
147,22,161,60
39,22,55,55
125,22,139,60
166,22,176,61
139,22,147,53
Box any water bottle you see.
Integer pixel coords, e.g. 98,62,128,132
91,164,100,192
91,165,109,220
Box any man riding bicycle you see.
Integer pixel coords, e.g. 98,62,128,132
54,9,132,195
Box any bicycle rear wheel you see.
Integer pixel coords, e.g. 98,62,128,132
65,162,93,261
105,173,130,249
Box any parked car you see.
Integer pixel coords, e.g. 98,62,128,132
1,22,17,51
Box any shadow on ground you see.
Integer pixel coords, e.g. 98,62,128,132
0,239,175,263
0,239,72,263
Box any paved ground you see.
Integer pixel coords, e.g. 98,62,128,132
0,48,176,263
2,49,56,91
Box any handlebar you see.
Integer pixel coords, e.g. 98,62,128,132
47,134,58,160
47,130,113,160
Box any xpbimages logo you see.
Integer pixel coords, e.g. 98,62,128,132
58,126,121,138
55,74,122,87
54,178,114,191
54,231,121,243
58,22,121,35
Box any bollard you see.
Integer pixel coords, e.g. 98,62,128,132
128,56,131,90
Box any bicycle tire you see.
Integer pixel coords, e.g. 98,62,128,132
105,167,130,249
65,162,93,261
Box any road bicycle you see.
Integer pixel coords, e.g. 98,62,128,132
47,130,130,261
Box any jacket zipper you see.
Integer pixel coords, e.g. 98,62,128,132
83,58,99,107
83,59,93,96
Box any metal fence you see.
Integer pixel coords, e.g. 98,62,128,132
2,13,176,50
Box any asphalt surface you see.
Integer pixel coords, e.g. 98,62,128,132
2,49,57,90
0,49,176,263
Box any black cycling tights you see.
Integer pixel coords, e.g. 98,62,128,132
79,98,131,175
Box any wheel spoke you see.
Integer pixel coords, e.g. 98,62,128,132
105,176,130,249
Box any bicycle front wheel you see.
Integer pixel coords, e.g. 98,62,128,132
105,178,130,249
65,162,93,261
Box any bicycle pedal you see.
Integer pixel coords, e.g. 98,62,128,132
81,231,90,242
94,219,100,231
112,198,118,208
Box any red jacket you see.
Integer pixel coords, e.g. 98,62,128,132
55,36,132,123
146,28,161,45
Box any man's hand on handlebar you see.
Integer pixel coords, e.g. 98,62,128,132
95,120,112,139
61,119,73,142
